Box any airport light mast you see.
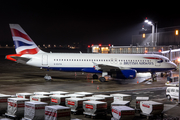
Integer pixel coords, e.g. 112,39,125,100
144,18,156,46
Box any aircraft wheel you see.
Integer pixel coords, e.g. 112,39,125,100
99,77,106,82
93,74,98,79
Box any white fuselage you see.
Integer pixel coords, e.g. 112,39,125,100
22,53,177,73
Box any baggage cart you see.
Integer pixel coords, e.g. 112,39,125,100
0,95,11,113
140,101,164,116
50,91,69,95
50,95,70,105
93,94,113,110
30,96,51,105
83,97,105,102
65,94,85,98
45,105,71,120
74,92,93,97
5,98,29,119
23,101,47,120
65,98,86,114
16,93,33,99
83,101,107,118
34,92,52,96
110,94,132,102
112,106,135,120
136,97,149,110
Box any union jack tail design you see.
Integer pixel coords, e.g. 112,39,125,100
9,24,44,54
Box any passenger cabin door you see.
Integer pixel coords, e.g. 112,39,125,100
42,55,48,65
155,58,161,66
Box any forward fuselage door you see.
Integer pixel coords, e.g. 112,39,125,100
155,58,161,66
42,55,48,65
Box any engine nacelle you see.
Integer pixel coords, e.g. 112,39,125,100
111,69,137,79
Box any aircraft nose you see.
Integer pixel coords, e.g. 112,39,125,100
170,62,177,69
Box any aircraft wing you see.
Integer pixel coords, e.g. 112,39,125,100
93,62,130,71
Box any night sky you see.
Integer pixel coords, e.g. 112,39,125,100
0,1,180,46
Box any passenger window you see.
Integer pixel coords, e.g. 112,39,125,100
167,89,170,92
176,89,179,93
171,89,175,92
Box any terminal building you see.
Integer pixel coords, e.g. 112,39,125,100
87,26,180,64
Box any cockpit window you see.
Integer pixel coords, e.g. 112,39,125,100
165,60,167,62
165,60,169,62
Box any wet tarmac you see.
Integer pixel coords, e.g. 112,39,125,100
0,54,180,119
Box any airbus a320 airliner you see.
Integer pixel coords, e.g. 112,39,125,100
6,24,177,82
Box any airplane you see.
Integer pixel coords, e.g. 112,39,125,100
6,24,177,82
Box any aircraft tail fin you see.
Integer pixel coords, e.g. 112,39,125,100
9,24,44,54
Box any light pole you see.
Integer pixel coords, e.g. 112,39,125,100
178,57,180,104
144,19,155,46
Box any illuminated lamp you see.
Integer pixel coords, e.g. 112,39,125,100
178,57,180,63
99,44,102,47
145,50,148,54
175,30,179,35
158,49,162,53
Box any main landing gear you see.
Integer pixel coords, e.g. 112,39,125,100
92,72,107,82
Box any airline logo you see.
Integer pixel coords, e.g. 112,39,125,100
86,104,93,109
142,104,150,108
112,109,121,116
68,101,75,105
10,24,40,54
51,98,58,103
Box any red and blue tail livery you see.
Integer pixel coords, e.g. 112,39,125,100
9,24,43,54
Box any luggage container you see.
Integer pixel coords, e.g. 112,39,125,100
136,97,149,109
16,93,33,99
65,94,85,98
74,92,93,97
112,106,135,120
93,94,113,110
0,95,12,113
110,94,132,102
5,98,29,118
24,101,47,120
111,101,130,107
83,101,107,118
83,97,105,102
65,98,86,114
30,96,51,105
140,101,164,115
50,91,69,95
50,95,70,105
34,92,52,96
45,105,70,120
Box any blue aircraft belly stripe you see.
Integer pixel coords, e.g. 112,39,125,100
43,67,174,73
